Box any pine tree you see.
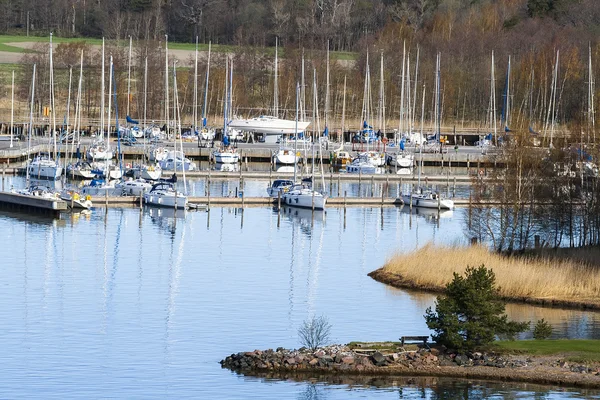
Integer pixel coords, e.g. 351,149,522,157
425,265,528,351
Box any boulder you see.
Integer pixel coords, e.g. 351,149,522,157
342,356,355,365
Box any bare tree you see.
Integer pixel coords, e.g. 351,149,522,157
298,315,332,351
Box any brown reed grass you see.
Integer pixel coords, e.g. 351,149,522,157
376,244,600,307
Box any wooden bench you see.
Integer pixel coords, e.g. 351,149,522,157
400,336,430,349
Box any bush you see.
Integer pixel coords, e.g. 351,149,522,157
532,319,553,340
425,265,529,351
298,315,332,351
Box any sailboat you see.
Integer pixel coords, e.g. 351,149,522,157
145,60,188,208
213,57,240,164
402,54,454,210
87,39,114,161
281,83,326,210
197,40,216,141
28,34,63,180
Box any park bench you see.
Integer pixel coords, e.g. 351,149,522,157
399,336,430,349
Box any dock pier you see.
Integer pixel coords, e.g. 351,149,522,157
0,192,67,216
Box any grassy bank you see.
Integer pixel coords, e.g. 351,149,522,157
369,244,600,309
495,340,600,363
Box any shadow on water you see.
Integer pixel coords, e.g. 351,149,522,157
239,372,600,399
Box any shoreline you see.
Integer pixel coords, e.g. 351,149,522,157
221,345,600,390
367,268,600,311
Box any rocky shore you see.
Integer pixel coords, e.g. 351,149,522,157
220,344,600,389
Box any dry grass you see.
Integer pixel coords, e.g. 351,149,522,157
379,244,600,306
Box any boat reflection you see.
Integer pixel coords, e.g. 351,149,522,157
400,204,454,221
213,162,240,172
145,206,187,220
275,165,295,173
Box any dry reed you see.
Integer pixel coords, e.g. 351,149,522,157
378,244,600,306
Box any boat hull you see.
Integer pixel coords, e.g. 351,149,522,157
213,153,239,164
273,150,298,165
401,194,454,210
229,118,310,134
282,192,327,210
28,164,63,180
144,193,188,208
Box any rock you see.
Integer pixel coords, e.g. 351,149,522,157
454,354,472,367
560,361,569,369
284,357,297,366
390,353,401,362
371,351,387,366
309,358,319,366
342,356,355,365
472,352,483,360
430,348,441,356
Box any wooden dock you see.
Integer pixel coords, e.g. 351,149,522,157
0,191,67,216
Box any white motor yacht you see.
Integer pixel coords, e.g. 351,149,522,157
118,178,153,196
144,181,188,208
273,148,298,165
346,154,383,174
28,153,63,180
213,147,240,164
267,179,294,197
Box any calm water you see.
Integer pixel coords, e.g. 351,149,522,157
1,198,599,398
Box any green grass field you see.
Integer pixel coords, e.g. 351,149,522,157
495,340,600,363
0,34,358,60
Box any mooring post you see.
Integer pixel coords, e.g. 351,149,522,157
105,188,108,209
381,184,384,206
329,171,333,194
358,168,362,194
277,190,281,210
453,176,456,197
2,163,5,191
174,188,178,211
409,190,413,210
370,175,374,197
337,173,340,197
139,190,143,209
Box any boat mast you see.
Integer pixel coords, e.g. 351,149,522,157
72,50,83,163
378,51,384,134
398,41,406,142
49,33,57,161
174,60,187,195
294,82,299,183
65,66,72,166
202,41,211,129
301,49,306,122
412,46,420,133
107,56,113,177
10,70,14,148
274,37,278,118
101,38,105,139
127,35,132,117
223,57,229,138
165,35,169,139
419,84,425,189
341,75,346,143
193,36,198,135
143,55,148,156
27,64,36,185
589,44,596,143
313,68,319,179
325,41,330,132
491,51,497,145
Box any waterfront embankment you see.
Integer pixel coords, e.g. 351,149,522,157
220,343,600,389
368,244,600,310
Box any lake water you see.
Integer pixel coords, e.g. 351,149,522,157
1,183,599,398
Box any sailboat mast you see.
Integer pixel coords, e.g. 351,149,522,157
49,33,57,160
325,41,330,130
127,35,132,117
301,50,306,122
341,75,346,141
506,55,511,129
203,42,211,128
101,38,105,138
589,44,596,143
193,36,198,134
72,50,83,162
379,51,384,133
27,64,36,184
65,66,73,165
144,56,148,155
10,70,14,148
165,35,169,138
492,51,497,144
274,37,278,118
223,57,229,137
419,84,425,189
294,82,299,183
412,46,420,133
399,41,406,140
173,60,187,194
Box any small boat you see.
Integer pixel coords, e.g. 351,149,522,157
346,154,382,174
91,163,123,180
267,179,294,197
213,147,239,164
144,181,188,208
281,182,327,210
389,152,415,168
13,185,59,200
127,163,162,181
66,161,96,179
118,178,153,196
60,189,93,209
28,153,63,180
198,127,216,140
159,150,197,171
147,146,169,162
332,150,352,167
366,151,386,167
401,188,454,210
273,147,298,165
81,178,123,197
87,140,114,160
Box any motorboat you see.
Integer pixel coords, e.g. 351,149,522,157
389,152,415,168
147,146,169,162
213,147,240,164
401,188,454,210
86,140,114,160
346,154,383,174
27,153,63,180
160,150,197,171
13,185,59,200
118,178,153,196
229,115,310,135
81,178,123,197
60,189,93,209
66,161,96,179
332,150,352,167
366,151,386,167
273,147,298,165
144,181,188,208
281,183,327,210
127,163,162,180
267,179,294,197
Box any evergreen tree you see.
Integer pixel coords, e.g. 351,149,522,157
425,265,528,351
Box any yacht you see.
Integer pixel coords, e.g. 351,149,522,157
346,153,383,174
87,140,114,160
213,147,239,164
229,115,310,135
160,150,197,171
60,189,93,209
401,188,454,210
389,152,415,168
281,182,327,210
28,153,63,180
66,161,96,179
267,179,294,197
144,181,188,208
273,147,298,165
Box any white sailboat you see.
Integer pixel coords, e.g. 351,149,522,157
87,39,114,161
213,57,240,164
281,82,326,210
402,55,454,210
29,34,63,180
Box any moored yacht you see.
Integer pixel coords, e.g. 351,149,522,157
143,181,187,208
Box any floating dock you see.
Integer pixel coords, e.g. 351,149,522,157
0,191,67,216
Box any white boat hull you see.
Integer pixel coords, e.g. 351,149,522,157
229,117,310,134
28,164,63,180
346,164,382,174
214,152,239,164
274,150,298,165
392,154,415,168
144,193,188,208
401,194,454,210
67,166,95,179
282,192,327,210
